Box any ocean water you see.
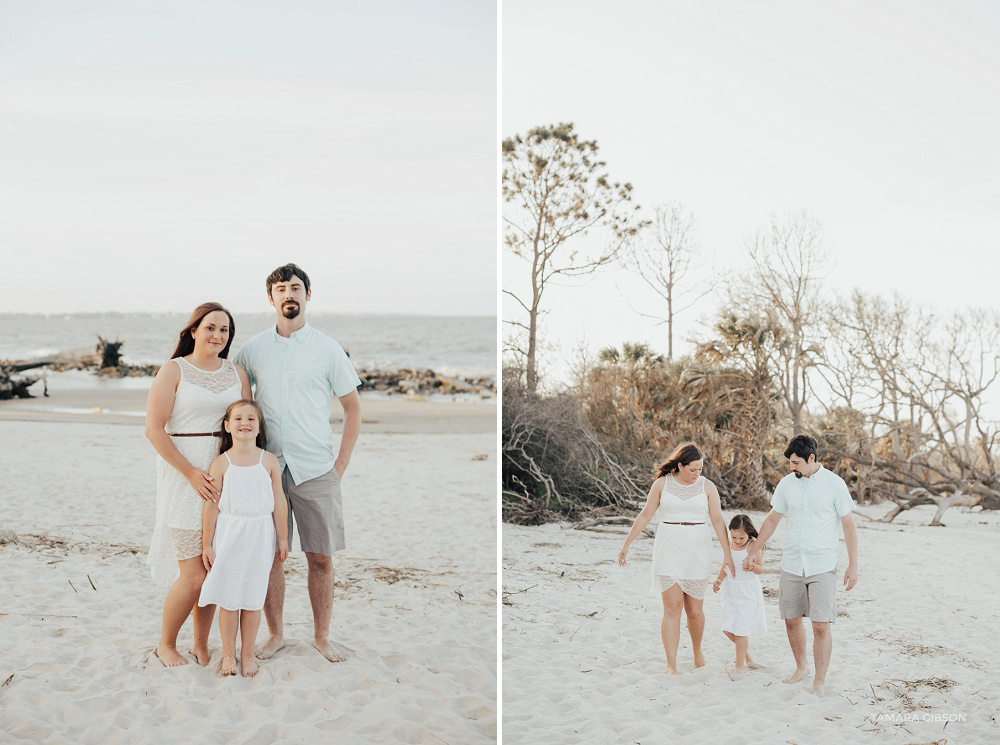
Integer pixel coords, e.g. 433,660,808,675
0,312,496,378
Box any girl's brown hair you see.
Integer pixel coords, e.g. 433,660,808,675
170,302,236,360
655,442,703,480
730,513,765,553
218,399,267,454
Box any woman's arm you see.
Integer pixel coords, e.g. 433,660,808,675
145,360,220,502
267,453,289,562
617,477,664,566
201,457,225,571
234,363,252,401
706,480,736,578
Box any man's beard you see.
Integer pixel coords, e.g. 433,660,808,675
281,303,300,319
793,471,804,479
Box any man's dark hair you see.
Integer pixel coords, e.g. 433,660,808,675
266,263,311,296
783,434,818,462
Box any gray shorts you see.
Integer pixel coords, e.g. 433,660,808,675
281,467,345,556
778,570,837,623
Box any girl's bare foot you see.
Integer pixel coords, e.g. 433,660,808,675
812,681,826,697
745,653,764,670
189,647,211,667
241,655,260,678
693,651,706,668
217,655,238,677
783,667,810,684
155,645,188,667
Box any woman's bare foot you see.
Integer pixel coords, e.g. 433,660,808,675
217,655,238,677
312,638,347,664
693,651,706,668
745,653,764,670
783,667,810,684
241,655,260,678
255,635,285,660
665,666,682,676
189,647,211,667
155,645,189,667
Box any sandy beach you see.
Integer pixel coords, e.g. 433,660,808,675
502,505,1000,744
0,378,497,744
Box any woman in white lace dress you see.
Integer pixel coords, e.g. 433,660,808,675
618,443,735,675
145,302,251,668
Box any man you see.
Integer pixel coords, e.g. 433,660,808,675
234,263,362,663
743,434,859,697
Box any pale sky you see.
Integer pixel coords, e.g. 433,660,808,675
0,0,496,315
502,0,1000,383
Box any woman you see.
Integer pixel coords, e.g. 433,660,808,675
145,302,251,667
618,443,735,675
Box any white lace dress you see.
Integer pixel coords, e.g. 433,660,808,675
146,357,242,586
198,450,277,612
649,474,713,598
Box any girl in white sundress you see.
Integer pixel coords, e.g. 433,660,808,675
198,399,289,678
619,443,735,675
146,303,250,668
713,514,768,678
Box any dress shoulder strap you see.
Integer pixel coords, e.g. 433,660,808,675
258,449,264,465
224,452,232,465
172,357,185,381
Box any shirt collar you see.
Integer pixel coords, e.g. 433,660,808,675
272,322,312,343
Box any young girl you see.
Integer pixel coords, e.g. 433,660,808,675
198,400,289,677
713,514,767,678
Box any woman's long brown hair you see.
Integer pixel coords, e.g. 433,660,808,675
170,302,236,360
654,442,703,480
218,400,268,454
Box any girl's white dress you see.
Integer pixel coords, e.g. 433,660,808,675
649,474,713,598
198,450,277,612
146,357,242,586
719,547,768,636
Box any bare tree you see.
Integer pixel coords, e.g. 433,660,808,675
623,202,709,360
730,211,829,433
502,122,644,395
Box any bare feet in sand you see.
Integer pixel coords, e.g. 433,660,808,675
189,646,211,667
155,645,189,667
729,667,746,680
783,667,811,684
665,667,682,676
241,655,260,678
217,655,238,677
255,635,285,660
313,638,347,663
693,652,706,668
745,653,764,670
812,681,826,697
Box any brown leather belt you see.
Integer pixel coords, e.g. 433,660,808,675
170,432,222,437
662,521,705,526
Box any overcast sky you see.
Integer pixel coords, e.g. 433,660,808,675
503,0,1000,383
0,0,496,315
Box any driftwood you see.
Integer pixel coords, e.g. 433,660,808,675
572,516,655,537
880,487,993,526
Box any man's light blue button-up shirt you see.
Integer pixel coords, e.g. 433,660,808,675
233,323,361,485
770,464,856,577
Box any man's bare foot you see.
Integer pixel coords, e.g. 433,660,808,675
812,681,826,697
693,651,706,668
255,635,285,660
189,647,211,667
217,655,238,677
745,653,764,670
241,655,260,678
783,667,811,684
155,645,188,667
665,666,682,676
312,638,347,663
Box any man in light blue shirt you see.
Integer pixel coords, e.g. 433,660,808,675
744,434,859,697
234,263,362,664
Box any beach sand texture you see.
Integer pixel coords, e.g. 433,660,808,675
0,399,497,744
503,506,1000,744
